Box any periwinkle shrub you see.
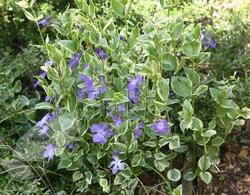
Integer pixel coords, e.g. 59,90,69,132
20,1,250,194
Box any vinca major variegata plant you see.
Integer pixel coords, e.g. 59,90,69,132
20,1,250,194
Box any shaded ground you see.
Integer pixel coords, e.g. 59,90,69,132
195,120,250,195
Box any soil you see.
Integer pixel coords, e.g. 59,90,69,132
195,120,250,195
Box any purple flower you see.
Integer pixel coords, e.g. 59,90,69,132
134,122,143,139
109,155,126,174
66,142,77,152
151,119,170,135
79,74,107,100
44,60,53,66
33,72,47,88
80,74,94,90
77,89,85,99
45,96,53,102
38,125,49,136
201,32,216,49
43,144,56,161
68,52,82,69
128,75,143,104
75,24,84,32
94,48,107,60
36,112,57,136
38,16,50,27
83,63,89,69
113,150,121,156
36,113,52,128
33,61,52,88
119,35,127,42
109,113,125,127
209,39,217,49
40,72,47,78
118,104,126,114
33,80,40,88
90,123,113,144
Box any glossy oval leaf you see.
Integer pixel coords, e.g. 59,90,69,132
171,76,192,97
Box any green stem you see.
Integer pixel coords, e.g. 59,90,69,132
31,9,46,48
0,109,32,124
149,166,172,193
131,171,149,195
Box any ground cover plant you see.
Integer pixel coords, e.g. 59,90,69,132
1,0,250,194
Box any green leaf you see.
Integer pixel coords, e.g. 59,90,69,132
171,22,184,40
192,24,201,40
158,137,171,147
58,159,72,169
127,179,139,190
198,52,211,63
55,147,64,156
14,80,22,92
111,0,124,17
85,171,93,184
35,102,54,110
180,119,192,131
202,130,216,137
47,67,60,83
162,53,179,71
183,40,201,57
128,141,137,153
113,142,127,153
58,40,77,53
156,78,169,101
154,152,167,160
194,85,208,95
198,155,211,171
199,171,212,184
87,153,98,164
99,178,110,193
221,100,239,110
143,141,157,147
167,169,181,182
172,185,182,195
240,107,250,119
171,76,192,97
184,67,200,86
169,135,180,150
191,117,203,130
131,154,144,167
16,1,30,9
211,136,224,146
183,171,196,181
23,9,36,21
67,91,77,112
114,173,125,185
182,100,193,117
128,26,139,50
88,0,95,17
73,171,83,181
55,131,66,147
58,112,76,131
154,159,169,172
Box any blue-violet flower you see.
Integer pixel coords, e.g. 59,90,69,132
43,144,56,161
38,16,50,27
95,48,107,60
109,155,126,174
128,75,143,104
151,119,170,135
68,52,82,69
90,123,113,144
134,122,144,139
